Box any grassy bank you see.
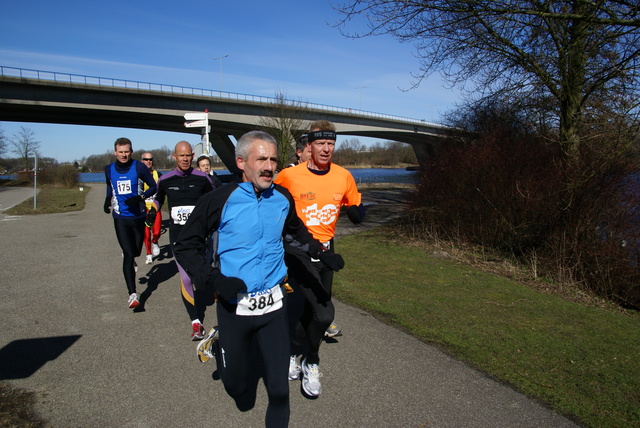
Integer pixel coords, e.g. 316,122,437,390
5,185,88,215
334,226,640,428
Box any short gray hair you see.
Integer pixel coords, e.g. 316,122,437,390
235,130,278,160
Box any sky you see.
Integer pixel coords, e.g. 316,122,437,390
0,0,462,163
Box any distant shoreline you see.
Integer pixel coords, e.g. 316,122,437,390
211,164,420,170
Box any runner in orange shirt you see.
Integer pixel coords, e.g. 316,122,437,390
274,120,365,397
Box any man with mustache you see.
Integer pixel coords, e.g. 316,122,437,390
147,140,216,339
174,130,342,428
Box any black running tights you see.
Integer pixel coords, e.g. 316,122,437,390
113,217,145,294
216,300,290,428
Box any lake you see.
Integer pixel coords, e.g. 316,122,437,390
60,168,419,184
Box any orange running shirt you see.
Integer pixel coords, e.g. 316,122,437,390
274,162,361,243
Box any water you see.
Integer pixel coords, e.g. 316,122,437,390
2,168,418,184
76,168,418,184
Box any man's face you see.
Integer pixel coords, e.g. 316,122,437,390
309,138,335,168
114,144,133,163
173,144,194,172
141,153,154,170
198,159,211,174
298,145,312,164
237,139,277,192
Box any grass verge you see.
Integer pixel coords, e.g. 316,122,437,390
334,226,640,428
5,185,88,215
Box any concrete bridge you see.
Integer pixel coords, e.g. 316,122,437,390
0,67,451,171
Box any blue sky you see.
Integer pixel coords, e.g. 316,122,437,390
0,0,461,163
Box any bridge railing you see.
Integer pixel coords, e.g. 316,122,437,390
0,65,445,128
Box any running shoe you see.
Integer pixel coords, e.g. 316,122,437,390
191,322,206,341
324,323,342,337
288,355,301,380
196,327,219,363
145,254,153,264
301,358,323,396
128,293,140,309
152,242,160,257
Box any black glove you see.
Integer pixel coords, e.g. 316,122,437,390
308,240,324,258
103,197,111,214
145,207,157,228
347,204,365,224
318,250,345,272
214,275,247,301
124,195,143,208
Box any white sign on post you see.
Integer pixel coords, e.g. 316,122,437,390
184,119,208,128
183,111,211,155
183,112,209,121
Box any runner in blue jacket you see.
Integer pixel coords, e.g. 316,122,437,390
174,130,343,428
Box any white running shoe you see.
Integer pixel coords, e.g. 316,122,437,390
324,323,342,337
197,327,219,363
288,355,301,380
191,322,206,341
152,242,160,257
145,254,153,264
301,358,323,396
128,293,140,309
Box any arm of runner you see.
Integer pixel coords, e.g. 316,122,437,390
103,167,113,214
346,204,365,224
344,174,365,224
145,206,157,227
152,176,166,211
137,162,158,199
174,186,230,290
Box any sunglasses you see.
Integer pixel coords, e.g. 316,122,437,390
142,158,153,161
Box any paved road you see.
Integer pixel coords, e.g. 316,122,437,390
0,185,580,427
0,186,37,211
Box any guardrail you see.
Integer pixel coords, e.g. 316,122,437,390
0,65,445,128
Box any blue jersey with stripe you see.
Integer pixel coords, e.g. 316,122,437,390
104,160,156,219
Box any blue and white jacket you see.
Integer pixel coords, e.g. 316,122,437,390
174,181,318,295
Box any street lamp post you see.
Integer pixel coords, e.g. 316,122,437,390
32,150,38,209
355,86,367,111
213,54,229,96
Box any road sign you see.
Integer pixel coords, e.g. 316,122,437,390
184,112,208,121
184,119,208,128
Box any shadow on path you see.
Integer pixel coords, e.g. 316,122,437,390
0,336,82,380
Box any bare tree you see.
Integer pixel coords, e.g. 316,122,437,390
333,1,640,161
11,126,41,171
0,124,6,157
257,91,308,170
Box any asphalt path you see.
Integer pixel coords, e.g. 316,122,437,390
0,186,37,211
0,184,581,427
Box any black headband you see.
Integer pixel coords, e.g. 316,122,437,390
307,130,336,142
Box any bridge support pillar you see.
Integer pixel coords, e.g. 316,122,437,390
210,133,240,174
408,139,436,170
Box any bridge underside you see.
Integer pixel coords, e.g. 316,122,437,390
0,76,451,171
